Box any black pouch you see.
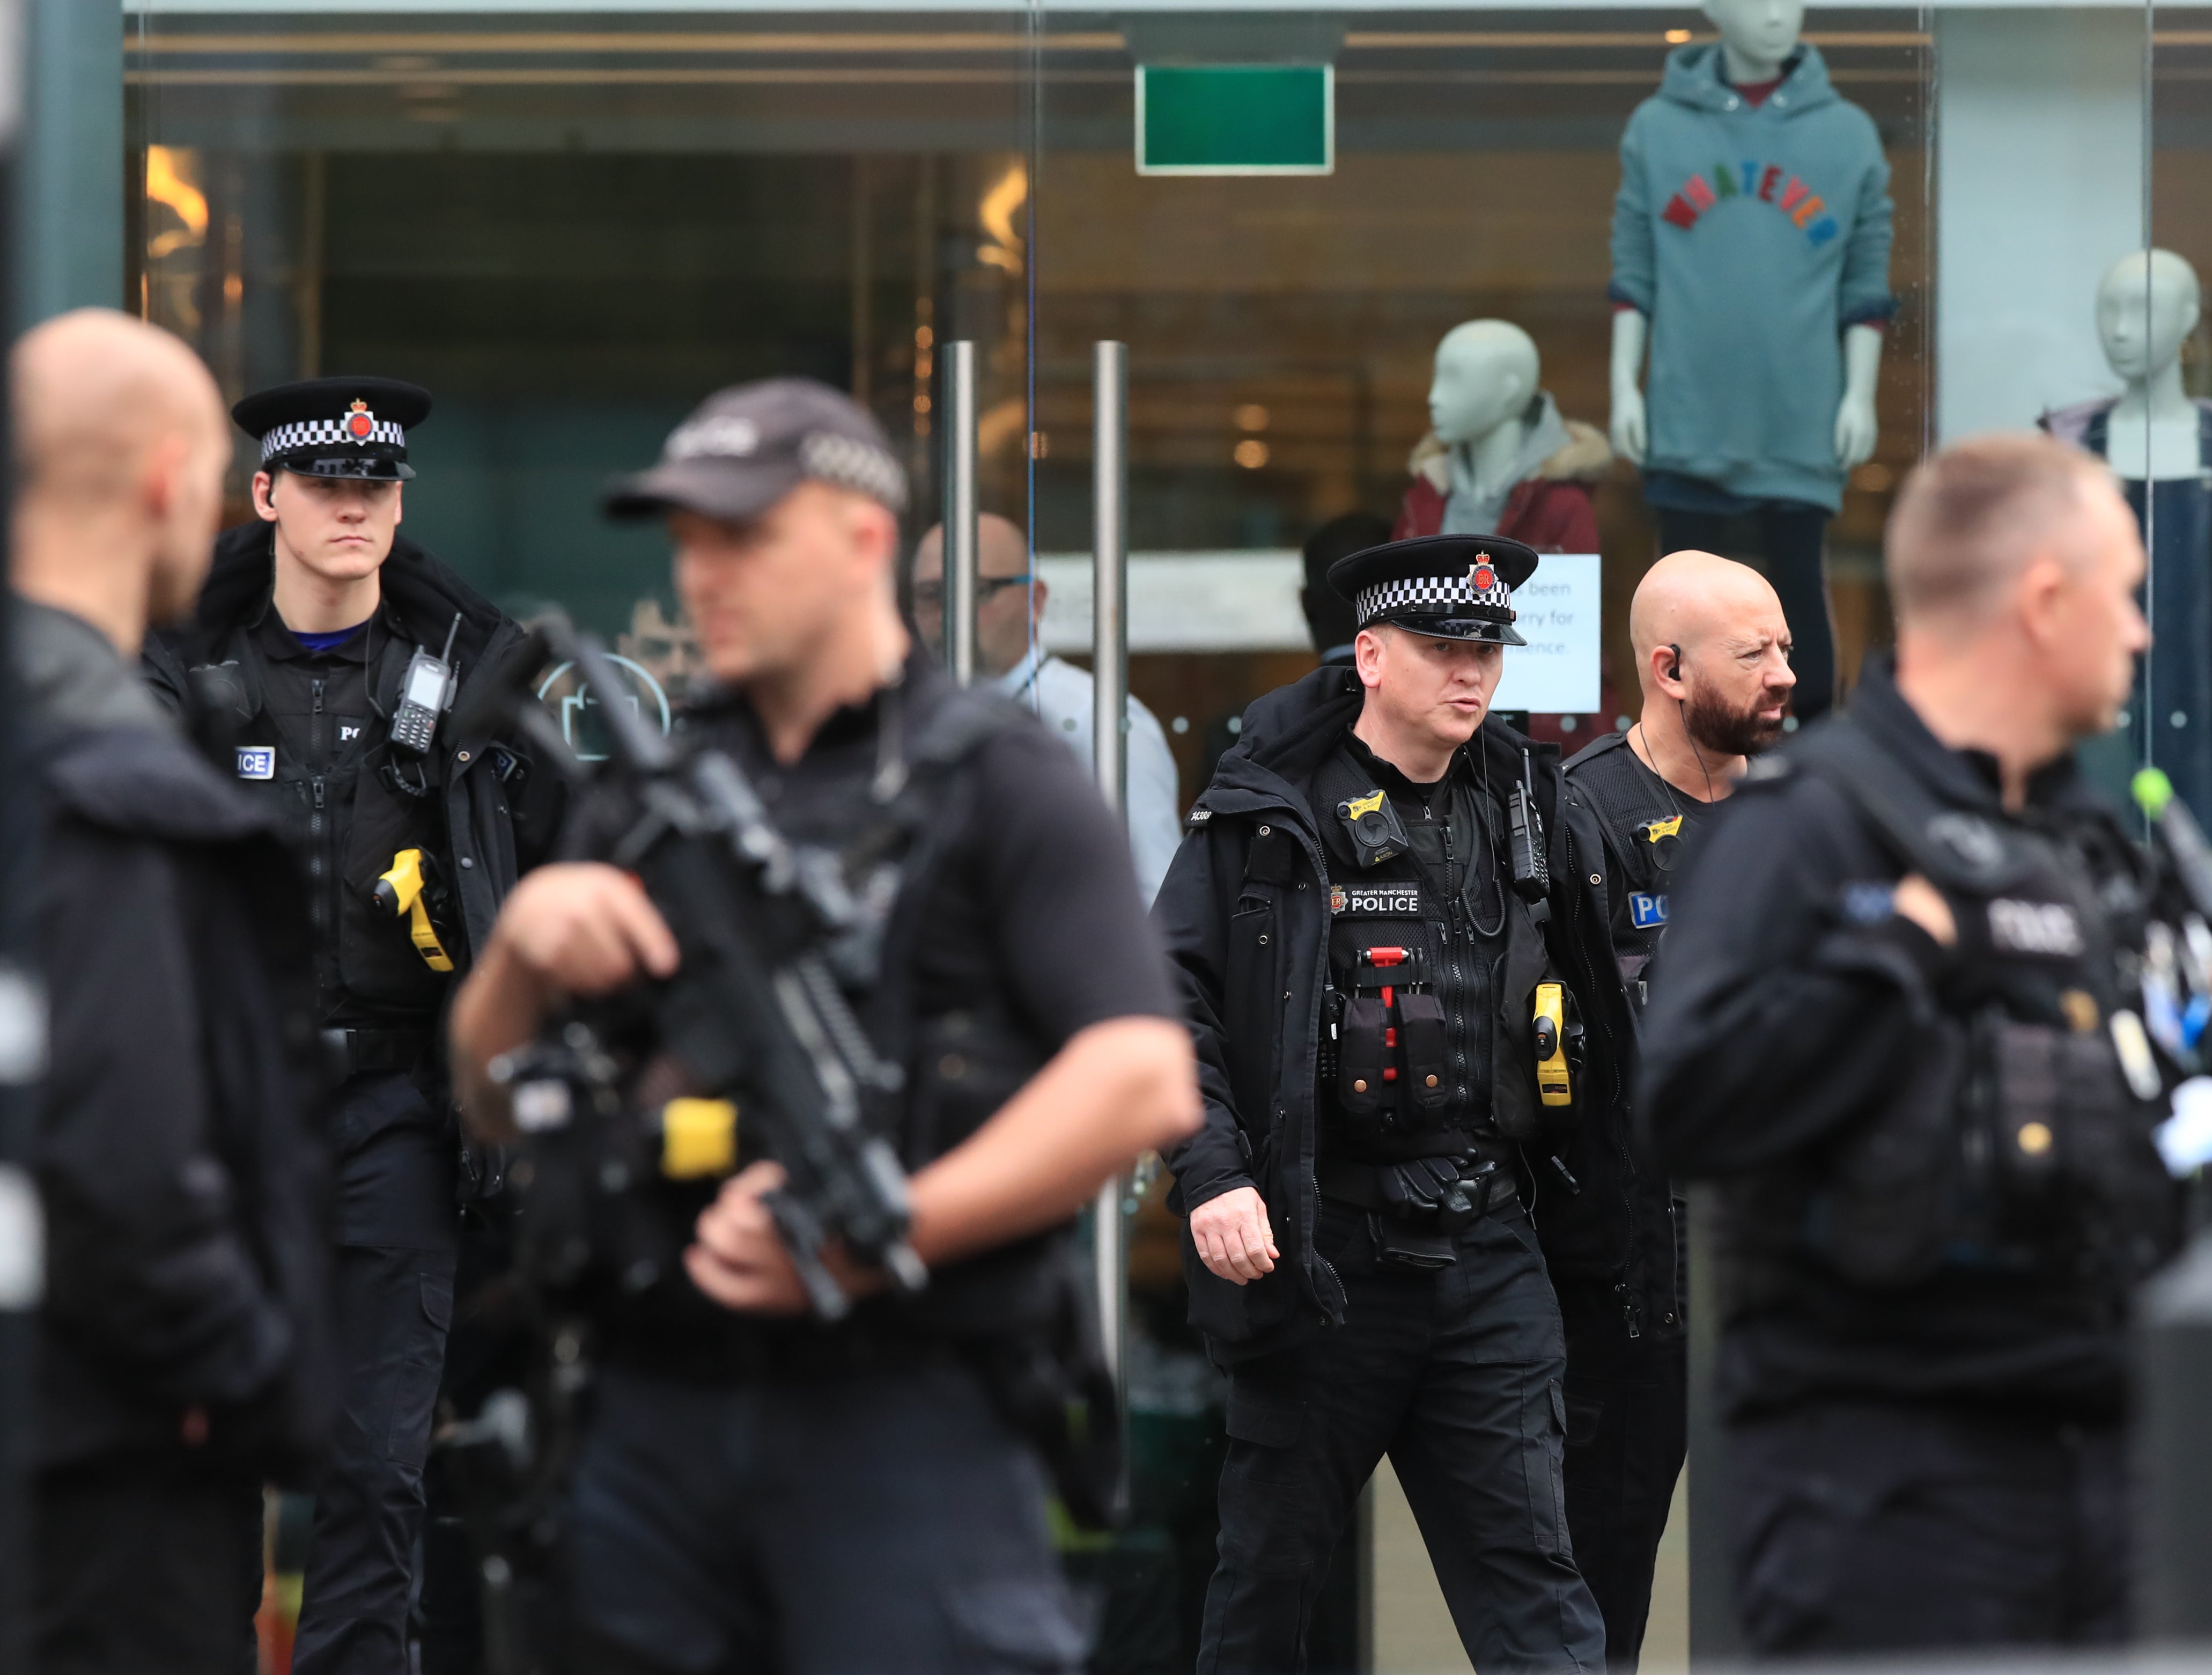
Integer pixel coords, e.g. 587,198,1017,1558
1989,1019,2068,1204
1397,992,1449,1113
1338,995,1389,1121
1369,1211,1456,1271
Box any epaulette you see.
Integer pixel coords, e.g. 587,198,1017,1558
1183,803,1213,832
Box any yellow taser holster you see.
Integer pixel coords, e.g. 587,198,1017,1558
1532,981,1573,1107
660,1098,739,1179
373,848,455,973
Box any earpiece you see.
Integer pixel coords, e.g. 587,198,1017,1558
1667,643,1683,682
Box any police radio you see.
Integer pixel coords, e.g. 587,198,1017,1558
391,613,462,755
1508,748,1551,924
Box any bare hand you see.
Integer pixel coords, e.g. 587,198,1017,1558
491,862,680,997
685,1160,881,1316
1190,1185,1278,1284
1892,873,1957,947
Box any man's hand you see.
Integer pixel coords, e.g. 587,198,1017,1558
493,862,681,996
1892,873,1958,947
1190,1185,1278,1284
685,1160,883,1316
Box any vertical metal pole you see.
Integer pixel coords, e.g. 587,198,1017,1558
2139,1229,2212,1640
941,339,979,687
1092,340,1129,1392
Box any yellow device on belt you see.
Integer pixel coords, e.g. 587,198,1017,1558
660,1098,739,1179
1532,981,1572,1107
372,848,455,973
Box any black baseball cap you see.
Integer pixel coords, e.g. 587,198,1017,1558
1327,533,1542,648
605,378,908,523
232,376,431,482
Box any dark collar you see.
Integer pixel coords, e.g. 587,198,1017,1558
12,596,175,734
248,588,387,666
1342,728,1459,803
1849,652,2086,814
688,649,923,766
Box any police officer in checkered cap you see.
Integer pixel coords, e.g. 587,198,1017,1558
445,376,1198,1667
1153,530,1636,1673
144,377,566,1675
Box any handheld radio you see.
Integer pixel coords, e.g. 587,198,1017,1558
1508,748,1551,924
391,613,463,755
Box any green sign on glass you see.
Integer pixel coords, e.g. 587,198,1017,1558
1135,64,1334,177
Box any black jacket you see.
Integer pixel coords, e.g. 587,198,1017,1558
22,599,335,1477
1154,665,1638,1360
143,523,564,988
1641,658,2183,1420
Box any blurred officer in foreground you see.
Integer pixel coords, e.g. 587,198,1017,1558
1643,432,2185,1654
12,310,335,1672
448,379,1201,1672
1157,533,1631,1672
911,511,1182,901
1556,550,1794,1670
144,376,563,1674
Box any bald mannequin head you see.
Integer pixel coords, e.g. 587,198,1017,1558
11,308,230,652
912,511,1040,678
1627,549,1796,797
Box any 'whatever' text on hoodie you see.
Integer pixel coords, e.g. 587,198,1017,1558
1609,43,1896,512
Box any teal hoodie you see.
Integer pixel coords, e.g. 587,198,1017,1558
1609,43,1894,512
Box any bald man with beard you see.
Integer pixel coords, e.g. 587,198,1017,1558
1550,550,1793,1670
11,310,334,1674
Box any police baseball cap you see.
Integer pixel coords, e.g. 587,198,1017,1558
1327,533,1542,648
232,376,431,482
604,378,909,524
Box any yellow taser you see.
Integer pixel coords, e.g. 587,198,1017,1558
1532,981,1572,1107
660,1098,739,1179
372,848,455,973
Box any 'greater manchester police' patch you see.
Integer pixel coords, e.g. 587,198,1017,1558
1334,885,1421,914
236,746,275,781
1628,891,1668,930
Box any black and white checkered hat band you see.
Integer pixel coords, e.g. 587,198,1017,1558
797,431,908,512
261,416,405,460
1356,572,1513,626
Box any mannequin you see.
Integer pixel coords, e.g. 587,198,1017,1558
1608,0,1896,724
1396,319,1609,553
2045,248,2212,821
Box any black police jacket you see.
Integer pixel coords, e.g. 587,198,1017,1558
1155,665,1637,1361
1641,657,2184,1421
23,601,335,1479
144,524,565,1023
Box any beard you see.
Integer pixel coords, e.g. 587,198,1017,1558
1684,680,1790,758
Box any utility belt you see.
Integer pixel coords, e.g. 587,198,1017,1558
1318,1142,1517,1271
322,1024,436,1079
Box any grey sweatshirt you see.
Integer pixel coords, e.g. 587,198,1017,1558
1609,43,1895,512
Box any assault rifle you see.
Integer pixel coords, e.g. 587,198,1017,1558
463,616,927,1318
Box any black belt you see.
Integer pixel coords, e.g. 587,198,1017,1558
322,1026,436,1078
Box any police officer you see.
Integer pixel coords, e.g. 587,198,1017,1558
1555,550,1794,1669
1156,533,1632,1673
13,311,335,1673
1642,433,2186,1653
144,376,563,1674
447,379,1201,1672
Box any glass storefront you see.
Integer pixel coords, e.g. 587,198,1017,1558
108,4,2212,1667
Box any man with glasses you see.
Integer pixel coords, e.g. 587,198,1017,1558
913,512,1182,901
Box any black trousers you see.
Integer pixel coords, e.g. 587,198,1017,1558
294,1071,460,1675
1198,1196,1605,1675
1654,504,1833,723
562,1357,1088,1674
1557,1288,1685,1674
35,1448,265,1675
1729,1398,2127,1656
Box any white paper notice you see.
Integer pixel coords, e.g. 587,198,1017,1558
1491,553,1602,715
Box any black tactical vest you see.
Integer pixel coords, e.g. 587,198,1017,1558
1758,718,2180,1291
1568,732,1710,1002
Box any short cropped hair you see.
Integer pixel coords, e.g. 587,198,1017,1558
1885,433,2111,627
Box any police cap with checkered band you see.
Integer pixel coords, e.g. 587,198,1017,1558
232,376,432,483
1326,532,1541,648
604,378,909,524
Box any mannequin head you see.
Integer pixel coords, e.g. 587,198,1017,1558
2096,248,2202,387
1427,320,1539,447
1702,0,1804,81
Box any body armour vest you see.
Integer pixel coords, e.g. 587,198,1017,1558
1752,718,2180,1293
195,605,458,1026
1568,731,1713,1004
1311,739,1518,1163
